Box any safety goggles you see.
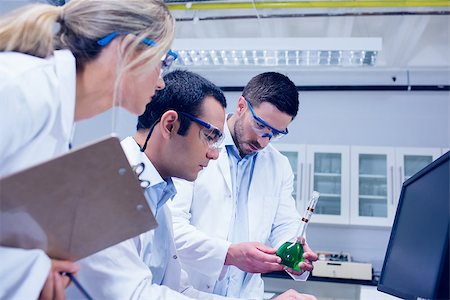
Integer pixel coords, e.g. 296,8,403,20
245,98,288,141
179,112,224,150
97,32,178,74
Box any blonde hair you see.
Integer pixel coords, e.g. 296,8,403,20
0,0,175,74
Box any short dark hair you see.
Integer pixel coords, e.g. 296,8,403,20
242,72,299,119
137,70,227,135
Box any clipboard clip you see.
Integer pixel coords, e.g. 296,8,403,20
131,162,151,189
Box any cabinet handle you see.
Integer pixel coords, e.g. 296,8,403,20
390,166,394,205
308,163,312,200
299,163,304,198
399,166,403,186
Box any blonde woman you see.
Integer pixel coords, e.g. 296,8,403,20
0,0,175,299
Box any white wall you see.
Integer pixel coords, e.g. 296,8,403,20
74,89,449,149
238,90,449,148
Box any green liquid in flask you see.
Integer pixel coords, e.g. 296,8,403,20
276,242,304,271
276,191,320,273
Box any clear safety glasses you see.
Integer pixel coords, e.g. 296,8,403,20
179,112,224,150
97,32,178,74
245,98,288,141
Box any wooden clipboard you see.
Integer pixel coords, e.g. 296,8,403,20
0,136,157,261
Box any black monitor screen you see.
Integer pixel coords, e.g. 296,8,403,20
378,151,449,299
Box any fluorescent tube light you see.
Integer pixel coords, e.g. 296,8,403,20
172,38,382,67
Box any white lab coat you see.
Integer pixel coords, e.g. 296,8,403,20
170,133,309,299
0,50,76,299
0,248,51,300
67,137,236,300
0,50,76,177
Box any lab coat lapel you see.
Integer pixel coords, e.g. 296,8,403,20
247,149,269,241
217,147,232,194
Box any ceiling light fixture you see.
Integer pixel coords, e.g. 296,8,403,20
172,37,382,67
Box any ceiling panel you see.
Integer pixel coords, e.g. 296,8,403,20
1,0,449,69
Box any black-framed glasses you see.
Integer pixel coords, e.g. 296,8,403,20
97,32,178,73
245,98,288,141
179,112,224,150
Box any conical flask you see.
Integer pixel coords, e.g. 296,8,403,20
276,191,320,271
276,241,304,271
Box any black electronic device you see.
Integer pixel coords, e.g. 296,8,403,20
378,151,449,299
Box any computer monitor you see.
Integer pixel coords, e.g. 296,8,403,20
378,151,449,300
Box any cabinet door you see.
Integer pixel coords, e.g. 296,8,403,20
394,148,442,203
305,145,350,224
272,144,307,212
350,146,395,226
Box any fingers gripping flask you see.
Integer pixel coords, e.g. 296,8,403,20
276,191,320,271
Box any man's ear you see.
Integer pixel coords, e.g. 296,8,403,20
159,110,179,139
236,96,247,116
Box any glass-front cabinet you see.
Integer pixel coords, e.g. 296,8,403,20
394,148,442,203
350,146,395,226
305,146,350,224
274,144,350,224
272,144,306,212
274,144,444,227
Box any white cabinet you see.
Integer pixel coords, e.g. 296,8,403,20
350,146,395,226
272,144,306,211
274,144,350,224
274,144,443,227
349,146,440,226
393,147,442,203
305,145,350,224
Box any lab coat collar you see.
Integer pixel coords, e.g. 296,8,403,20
217,116,258,193
121,136,177,212
121,137,176,191
217,119,233,193
223,114,235,147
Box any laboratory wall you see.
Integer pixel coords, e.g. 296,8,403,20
72,73,449,274
73,90,449,148
225,90,449,148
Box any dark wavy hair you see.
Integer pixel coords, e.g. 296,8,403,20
137,69,227,136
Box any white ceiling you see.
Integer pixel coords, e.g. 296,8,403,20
171,4,450,69
1,0,449,69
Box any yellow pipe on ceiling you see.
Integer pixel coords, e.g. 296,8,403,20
167,1,450,10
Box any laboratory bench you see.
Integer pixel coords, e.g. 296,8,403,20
262,272,400,300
